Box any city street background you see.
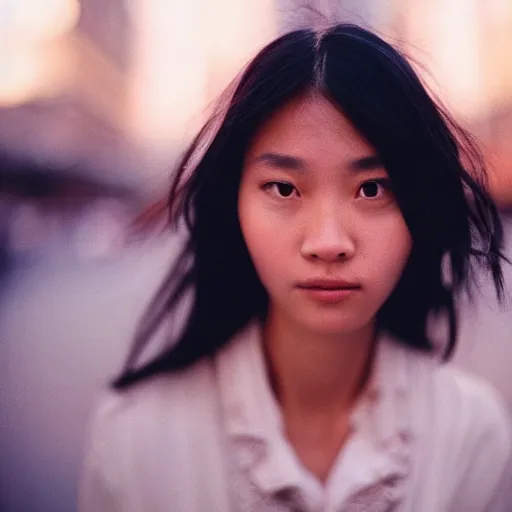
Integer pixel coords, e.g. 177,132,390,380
1,1,511,511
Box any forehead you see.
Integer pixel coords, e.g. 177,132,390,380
246,92,376,161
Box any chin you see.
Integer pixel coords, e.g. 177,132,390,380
292,310,371,337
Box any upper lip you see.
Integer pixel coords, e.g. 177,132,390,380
297,278,361,290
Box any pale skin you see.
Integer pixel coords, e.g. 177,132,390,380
238,92,412,484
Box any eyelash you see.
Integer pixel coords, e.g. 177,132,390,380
262,181,299,198
262,178,392,199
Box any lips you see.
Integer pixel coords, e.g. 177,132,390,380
296,279,360,304
295,278,361,304
296,278,361,290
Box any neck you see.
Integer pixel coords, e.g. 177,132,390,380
262,309,376,421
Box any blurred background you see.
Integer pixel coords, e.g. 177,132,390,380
0,1,511,511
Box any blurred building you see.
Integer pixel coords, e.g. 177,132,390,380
0,0,135,170
390,0,512,207
0,0,146,279
1,0,511,205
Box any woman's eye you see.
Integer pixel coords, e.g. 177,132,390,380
263,182,298,198
358,179,389,199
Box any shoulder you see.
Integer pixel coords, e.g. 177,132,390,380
83,358,222,479
385,340,511,456
403,347,512,509
80,360,232,511
436,363,511,462
409,348,511,445
89,358,218,439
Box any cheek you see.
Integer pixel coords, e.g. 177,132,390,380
238,188,294,290
366,217,412,288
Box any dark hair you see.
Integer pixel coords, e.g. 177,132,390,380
113,24,507,389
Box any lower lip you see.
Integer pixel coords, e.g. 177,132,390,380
299,287,359,303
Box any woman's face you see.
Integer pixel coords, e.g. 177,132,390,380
238,93,412,336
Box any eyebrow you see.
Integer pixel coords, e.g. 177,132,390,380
251,152,384,173
348,155,384,171
252,153,306,171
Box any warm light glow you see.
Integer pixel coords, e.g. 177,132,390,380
0,42,74,106
202,0,277,96
128,0,277,153
129,0,208,146
488,0,511,22
0,0,80,42
403,0,486,119
0,0,79,106
0,46,47,105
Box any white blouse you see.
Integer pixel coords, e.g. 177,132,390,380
80,323,512,511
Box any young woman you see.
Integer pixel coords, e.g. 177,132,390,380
80,24,511,511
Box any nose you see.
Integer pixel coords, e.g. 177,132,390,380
300,206,356,263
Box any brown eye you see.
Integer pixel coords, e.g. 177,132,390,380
276,183,295,197
263,182,298,198
360,181,379,198
358,179,389,199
